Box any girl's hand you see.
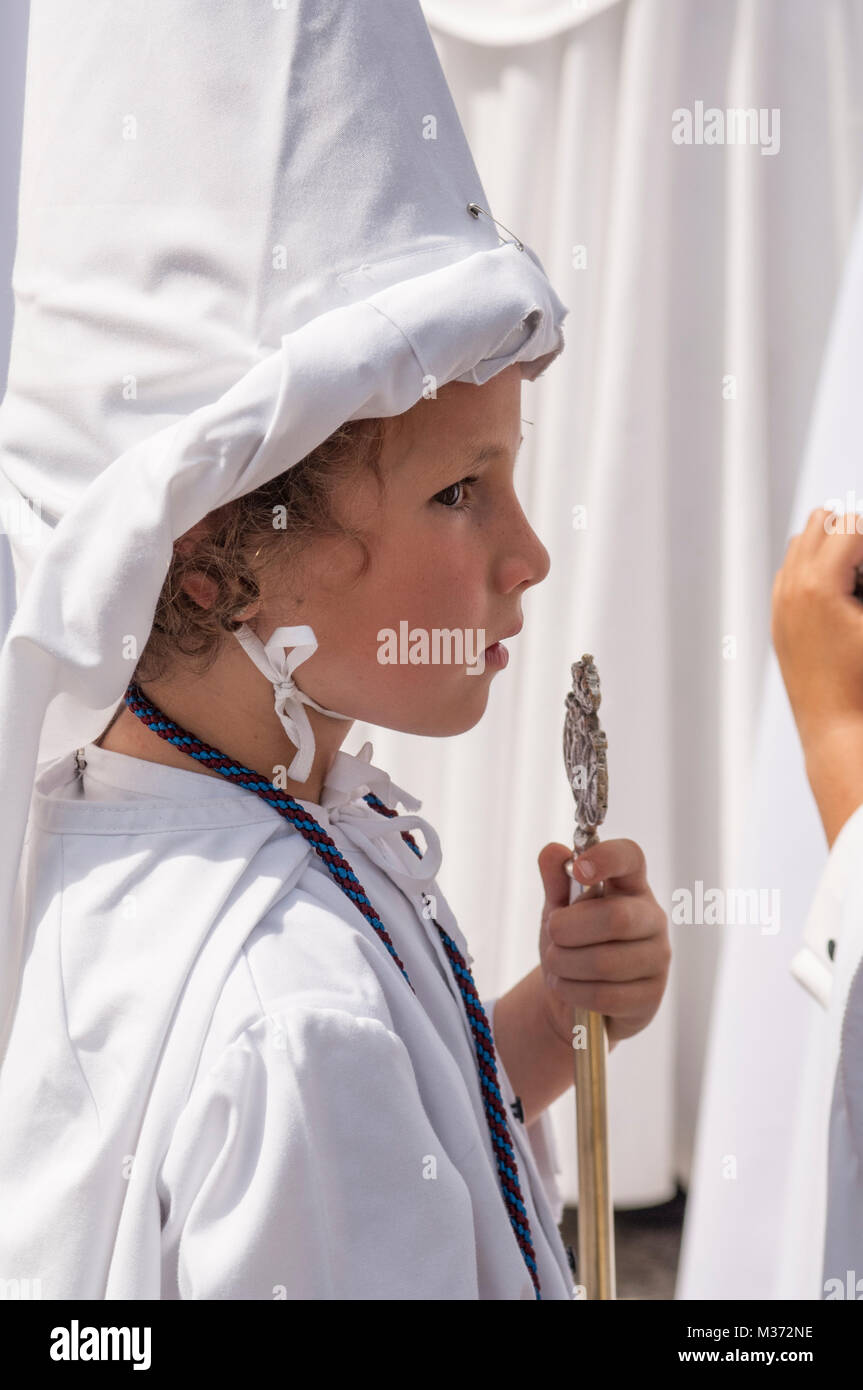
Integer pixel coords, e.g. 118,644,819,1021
771,507,863,846
537,839,670,1051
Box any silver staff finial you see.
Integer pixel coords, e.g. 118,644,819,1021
563,653,609,854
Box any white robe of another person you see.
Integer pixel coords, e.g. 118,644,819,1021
0,739,576,1300
793,800,863,1296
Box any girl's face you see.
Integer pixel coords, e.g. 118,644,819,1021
257,363,551,737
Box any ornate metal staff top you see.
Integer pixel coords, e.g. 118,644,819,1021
563,655,609,855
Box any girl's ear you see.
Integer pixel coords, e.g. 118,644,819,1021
177,570,261,618
174,516,223,611
179,571,219,610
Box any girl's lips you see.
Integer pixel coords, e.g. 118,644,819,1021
483,640,509,668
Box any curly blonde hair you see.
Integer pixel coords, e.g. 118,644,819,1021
134,416,391,685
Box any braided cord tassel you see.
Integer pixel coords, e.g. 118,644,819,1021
363,790,542,1300
121,682,541,1299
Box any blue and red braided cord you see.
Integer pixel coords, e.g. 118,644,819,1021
123,680,542,1298
124,683,412,983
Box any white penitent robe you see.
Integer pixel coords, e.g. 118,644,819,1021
0,738,576,1300
791,801,863,1295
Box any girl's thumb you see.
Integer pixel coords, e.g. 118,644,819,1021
538,842,575,910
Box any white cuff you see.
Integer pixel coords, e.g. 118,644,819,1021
791,800,863,1009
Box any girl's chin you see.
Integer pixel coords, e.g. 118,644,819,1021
404,694,492,738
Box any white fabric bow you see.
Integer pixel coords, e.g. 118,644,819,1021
312,738,444,894
232,623,352,783
316,740,476,962
332,801,444,896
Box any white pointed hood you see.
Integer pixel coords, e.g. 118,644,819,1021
0,0,568,1055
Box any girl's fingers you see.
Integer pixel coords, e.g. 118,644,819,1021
545,936,664,983
548,891,664,947
546,974,661,1018
571,837,648,895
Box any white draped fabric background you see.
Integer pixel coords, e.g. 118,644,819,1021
678,181,863,1300
0,0,28,636
2,0,863,1295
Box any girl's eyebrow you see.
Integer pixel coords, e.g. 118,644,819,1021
467,433,525,466
415,433,524,484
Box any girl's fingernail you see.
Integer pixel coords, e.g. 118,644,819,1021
576,858,594,880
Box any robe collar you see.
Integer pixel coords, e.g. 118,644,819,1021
301,740,443,896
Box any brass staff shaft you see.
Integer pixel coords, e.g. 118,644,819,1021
570,872,616,1300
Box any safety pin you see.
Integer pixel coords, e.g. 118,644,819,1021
466,202,524,251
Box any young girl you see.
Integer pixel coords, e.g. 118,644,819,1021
0,0,671,1302
0,363,670,1300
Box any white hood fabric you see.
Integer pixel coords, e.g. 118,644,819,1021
0,0,568,1058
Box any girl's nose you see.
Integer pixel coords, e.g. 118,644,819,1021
528,529,552,587
499,509,551,592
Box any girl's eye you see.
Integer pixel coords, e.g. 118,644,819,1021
433,475,479,510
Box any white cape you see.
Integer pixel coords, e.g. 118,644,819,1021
0,738,575,1300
